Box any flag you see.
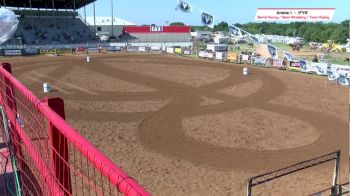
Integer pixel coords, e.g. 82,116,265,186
176,0,192,13
283,51,294,61
201,12,214,27
229,26,243,37
267,45,277,58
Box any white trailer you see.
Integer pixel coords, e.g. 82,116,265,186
214,37,231,44
206,44,228,52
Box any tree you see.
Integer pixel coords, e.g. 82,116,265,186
330,27,348,43
213,21,229,32
170,22,185,26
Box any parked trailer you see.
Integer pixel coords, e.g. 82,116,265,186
206,44,228,52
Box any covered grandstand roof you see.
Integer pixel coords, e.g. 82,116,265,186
1,0,95,9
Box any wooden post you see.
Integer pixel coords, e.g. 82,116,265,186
46,97,72,195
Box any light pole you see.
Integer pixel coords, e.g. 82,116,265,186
259,27,262,35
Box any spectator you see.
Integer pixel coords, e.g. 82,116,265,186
312,54,319,63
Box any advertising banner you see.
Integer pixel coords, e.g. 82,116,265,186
310,62,328,75
252,57,267,66
175,48,182,54
215,52,223,60
3,49,22,56
88,48,99,53
299,59,309,73
272,59,284,69
167,47,174,54
183,50,191,55
139,46,146,52
22,48,38,56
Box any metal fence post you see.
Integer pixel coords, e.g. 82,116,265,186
0,106,21,196
247,178,253,196
45,97,72,195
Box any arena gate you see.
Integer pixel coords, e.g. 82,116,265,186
0,63,149,196
247,151,344,196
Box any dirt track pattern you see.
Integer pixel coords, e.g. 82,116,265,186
5,54,348,195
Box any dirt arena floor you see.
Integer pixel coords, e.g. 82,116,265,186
3,53,349,195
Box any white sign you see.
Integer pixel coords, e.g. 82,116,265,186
166,47,174,54
139,46,146,52
255,8,335,21
4,49,21,56
150,26,163,32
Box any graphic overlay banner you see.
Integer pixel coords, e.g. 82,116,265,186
255,8,335,21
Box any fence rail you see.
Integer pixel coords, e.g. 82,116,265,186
0,63,149,195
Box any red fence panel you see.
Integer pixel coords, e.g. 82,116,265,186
0,63,149,196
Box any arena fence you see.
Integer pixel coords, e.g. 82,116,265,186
247,151,341,196
0,63,149,195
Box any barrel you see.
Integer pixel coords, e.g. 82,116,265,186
43,83,51,93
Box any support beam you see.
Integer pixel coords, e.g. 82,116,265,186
52,0,56,28
84,5,86,30
93,2,96,32
111,0,114,36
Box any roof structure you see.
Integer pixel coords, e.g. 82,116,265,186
85,17,136,26
1,0,95,10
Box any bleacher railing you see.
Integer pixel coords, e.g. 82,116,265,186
0,63,149,196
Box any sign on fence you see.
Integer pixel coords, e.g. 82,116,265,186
272,58,283,69
167,47,174,54
139,46,146,52
175,48,182,54
87,47,99,53
106,46,122,52
22,48,38,56
3,49,22,56
183,50,191,55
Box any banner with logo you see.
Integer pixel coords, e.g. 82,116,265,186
175,48,182,54
283,52,294,61
229,25,243,37
330,64,350,77
252,57,267,66
337,75,349,86
299,59,309,73
22,48,39,56
327,70,339,81
167,47,174,54
267,45,277,58
176,0,192,13
311,62,328,76
3,49,22,56
201,12,214,28
272,58,283,69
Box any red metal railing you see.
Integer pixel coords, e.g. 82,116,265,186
0,63,149,196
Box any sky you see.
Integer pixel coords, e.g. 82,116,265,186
78,0,349,25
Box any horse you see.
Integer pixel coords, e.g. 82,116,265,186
289,43,302,52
